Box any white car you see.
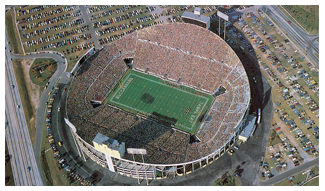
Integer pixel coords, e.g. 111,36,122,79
233,146,238,150
58,107,60,112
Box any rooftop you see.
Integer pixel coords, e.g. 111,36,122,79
181,11,210,24
239,115,257,139
93,132,120,150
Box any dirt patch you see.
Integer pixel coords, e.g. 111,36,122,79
20,58,42,112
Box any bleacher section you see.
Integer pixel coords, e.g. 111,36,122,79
66,22,250,165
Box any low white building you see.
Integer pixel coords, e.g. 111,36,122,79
92,133,125,158
238,115,257,142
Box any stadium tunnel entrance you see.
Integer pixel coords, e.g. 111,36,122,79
90,100,102,108
123,57,134,69
213,85,227,97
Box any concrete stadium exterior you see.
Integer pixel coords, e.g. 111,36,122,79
65,22,251,180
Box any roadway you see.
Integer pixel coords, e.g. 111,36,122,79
9,45,68,179
79,5,102,50
5,5,99,185
213,5,319,67
262,5,319,66
5,20,68,185
259,157,319,185
5,31,44,186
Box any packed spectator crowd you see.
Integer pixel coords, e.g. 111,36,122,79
132,23,247,94
66,22,250,164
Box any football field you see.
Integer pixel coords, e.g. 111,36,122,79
106,70,214,134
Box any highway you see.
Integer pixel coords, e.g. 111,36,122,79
7,38,68,180
5,31,44,186
5,6,95,185
262,5,319,66
218,5,319,67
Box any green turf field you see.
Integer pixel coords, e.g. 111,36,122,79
106,70,214,134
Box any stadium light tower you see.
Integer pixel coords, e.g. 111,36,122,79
127,148,148,185
217,11,229,40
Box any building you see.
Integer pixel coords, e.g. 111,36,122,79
238,115,257,142
92,133,125,158
181,7,210,29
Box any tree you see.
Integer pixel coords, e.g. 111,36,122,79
47,64,55,73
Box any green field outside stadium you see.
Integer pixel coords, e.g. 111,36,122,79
105,70,214,134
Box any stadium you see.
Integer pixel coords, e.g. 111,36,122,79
65,22,251,179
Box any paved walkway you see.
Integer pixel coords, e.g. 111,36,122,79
149,5,169,23
79,5,102,50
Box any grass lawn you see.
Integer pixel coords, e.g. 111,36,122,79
5,142,15,186
29,58,57,86
5,9,23,54
282,5,319,35
12,59,36,144
267,129,282,147
304,177,319,186
212,172,237,186
275,164,319,186
106,70,213,134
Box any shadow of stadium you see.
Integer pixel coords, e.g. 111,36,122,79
114,118,176,162
210,16,272,115
78,110,179,163
74,50,102,77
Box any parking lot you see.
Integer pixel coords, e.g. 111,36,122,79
222,7,318,180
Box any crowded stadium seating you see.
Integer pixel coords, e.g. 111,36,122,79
66,22,250,164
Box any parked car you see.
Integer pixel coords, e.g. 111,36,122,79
228,149,235,155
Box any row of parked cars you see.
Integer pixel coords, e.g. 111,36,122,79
16,5,58,16
260,9,319,118
274,128,302,168
61,42,94,55
25,32,90,49
46,88,68,170
23,18,85,49
90,6,154,22
95,23,131,36
23,24,89,40
93,12,159,30
87,5,115,14
277,100,318,157
234,18,257,56
254,10,319,128
19,11,82,32
46,86,93,186
164,5,193,16
98,20,163,45
246,8,319,162
17,6,79,24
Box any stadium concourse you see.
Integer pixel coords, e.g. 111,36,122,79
66,22,250,178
